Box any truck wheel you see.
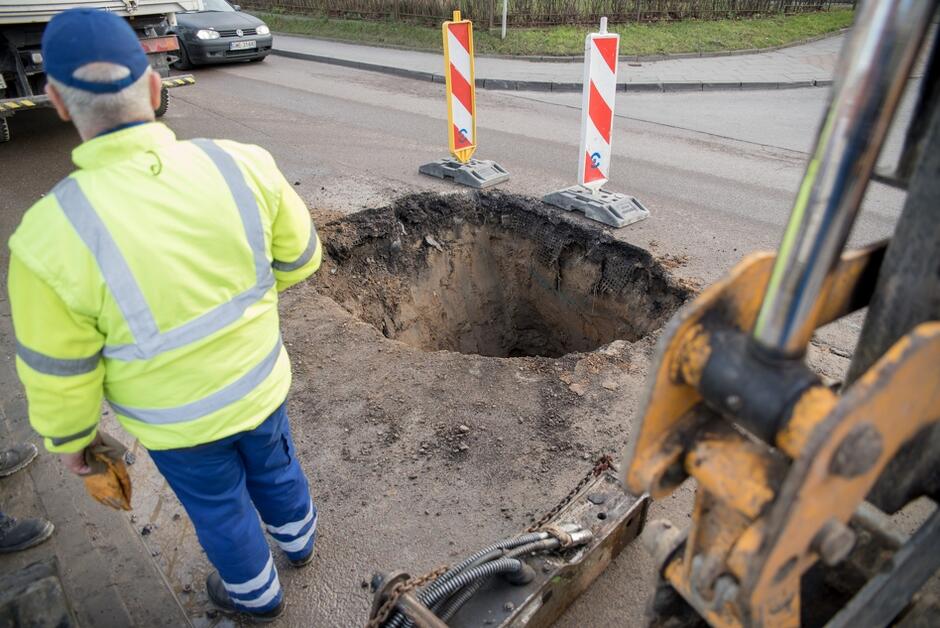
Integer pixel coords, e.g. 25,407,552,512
0,117,10,143
174,43,193,70
155,87,169,118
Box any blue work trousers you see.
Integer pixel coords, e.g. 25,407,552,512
149,402,316,613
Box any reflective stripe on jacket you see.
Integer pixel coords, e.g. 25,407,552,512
8,123,321,452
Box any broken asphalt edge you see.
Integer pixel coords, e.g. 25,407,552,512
272,48,833,92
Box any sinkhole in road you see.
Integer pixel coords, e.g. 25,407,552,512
317,192,690,359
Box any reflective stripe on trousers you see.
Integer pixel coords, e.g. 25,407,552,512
265,500,317,553
223,553,282,609
50,139,294,424
147,403,311,613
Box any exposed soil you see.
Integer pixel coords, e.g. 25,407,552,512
316,191,690,358
132,192,698,627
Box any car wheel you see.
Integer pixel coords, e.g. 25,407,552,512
154,87,169,118
174,42,193,70
0,117,10,143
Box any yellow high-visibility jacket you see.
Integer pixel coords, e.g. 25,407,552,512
8,123,321,453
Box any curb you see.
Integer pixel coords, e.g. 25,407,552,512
273,48,437,82
272,48,831,92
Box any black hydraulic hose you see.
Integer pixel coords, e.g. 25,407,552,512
436,538,561,621
387,533,545,628
419,558,524,611
505,537,559,559
438,580,484,622
449,547,504,579
428,548,504,613
419,533,543,612
436,532,545,586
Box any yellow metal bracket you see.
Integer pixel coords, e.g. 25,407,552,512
623,241,887,498
619,240,940,628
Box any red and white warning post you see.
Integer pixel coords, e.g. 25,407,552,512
444,14,475,163
418,11,509,189
544,17,649,228
579,20,618,190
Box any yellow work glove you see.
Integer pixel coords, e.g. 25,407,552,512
82,431,132,511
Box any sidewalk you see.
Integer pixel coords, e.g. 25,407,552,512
273,32,846,91
0,359,193,627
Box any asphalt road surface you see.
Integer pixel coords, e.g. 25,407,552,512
3,56,911,288
0,54,917,627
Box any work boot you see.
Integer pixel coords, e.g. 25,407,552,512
205,570,284,623
0,442,38,477
289,548,314,568
0,512,54,553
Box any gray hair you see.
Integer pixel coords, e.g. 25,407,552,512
48,62,154,135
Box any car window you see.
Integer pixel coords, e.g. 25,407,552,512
202,0,235,11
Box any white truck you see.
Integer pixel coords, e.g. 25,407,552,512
0,0,202,142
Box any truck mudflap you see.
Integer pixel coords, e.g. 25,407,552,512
0,74,195,118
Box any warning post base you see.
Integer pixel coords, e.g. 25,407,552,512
419,157,510,189
543,185,650,228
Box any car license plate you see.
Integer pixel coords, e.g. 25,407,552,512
230,40,256,51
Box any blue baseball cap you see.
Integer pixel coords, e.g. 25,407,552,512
42,8,150,94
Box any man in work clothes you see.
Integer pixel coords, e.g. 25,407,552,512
8,9,321,621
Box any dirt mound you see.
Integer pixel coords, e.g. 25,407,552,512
316,191,690,358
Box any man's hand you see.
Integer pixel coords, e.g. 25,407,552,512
59,451,91,475
59,433,101,476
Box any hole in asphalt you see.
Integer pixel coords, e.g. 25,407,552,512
317,191,689,359
597,512,608,520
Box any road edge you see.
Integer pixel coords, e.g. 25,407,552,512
271,48,832,92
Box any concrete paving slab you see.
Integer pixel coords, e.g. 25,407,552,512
0,368,192,628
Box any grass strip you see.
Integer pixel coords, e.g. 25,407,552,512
253,9,854,57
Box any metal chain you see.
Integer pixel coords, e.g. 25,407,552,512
526,454,615,533
366,565,450,628
366,455,614,626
